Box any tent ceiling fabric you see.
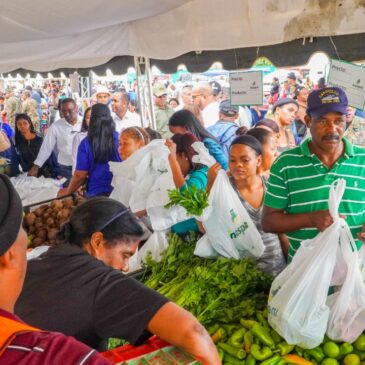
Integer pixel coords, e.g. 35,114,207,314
1,0,365,75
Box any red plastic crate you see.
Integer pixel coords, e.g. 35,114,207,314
102,336,170,363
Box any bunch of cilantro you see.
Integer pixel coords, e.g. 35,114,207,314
144,233,272,326
164,186,209,216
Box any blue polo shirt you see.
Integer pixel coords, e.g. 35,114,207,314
76,132,121,197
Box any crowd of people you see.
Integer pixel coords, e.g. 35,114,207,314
1,71,365,364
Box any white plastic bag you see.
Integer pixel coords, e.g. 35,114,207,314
194,234,219,258
200,170,264,259
110,140,184,230
191,141,216,167
326,223,365,342
137,231,169,266
10,174,65,206
268,179,346,349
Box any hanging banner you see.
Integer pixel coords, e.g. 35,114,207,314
327,59,365,109
229,71,263,106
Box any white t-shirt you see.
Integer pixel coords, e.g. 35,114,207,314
112,111,142,133
201,102,219,128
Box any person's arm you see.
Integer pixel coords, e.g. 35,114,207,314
165,139,185,188
278,233,290,259
147,302,220,365
29,123,57,176
206,162,221,192
61,170,87,195
261,206,334,233
262,157,334,234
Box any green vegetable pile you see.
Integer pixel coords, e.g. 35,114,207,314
143,233,365,365
164,186,209,216
144,233,272,326
208,310,365,365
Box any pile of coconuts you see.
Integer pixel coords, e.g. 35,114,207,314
24,196,84,248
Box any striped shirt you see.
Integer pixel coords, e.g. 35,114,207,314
264,138,365,262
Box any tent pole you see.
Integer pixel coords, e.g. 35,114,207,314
145,57,156,130
134,56,156,129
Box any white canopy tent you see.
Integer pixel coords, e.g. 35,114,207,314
1,0,365,74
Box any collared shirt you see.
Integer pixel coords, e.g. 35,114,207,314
264,138,365,262
155,105,174,138
112,110,142,133
34,117,82,167
201,102,219,128
0,309,111,365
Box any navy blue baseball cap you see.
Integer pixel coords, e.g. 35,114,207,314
306,87,348,119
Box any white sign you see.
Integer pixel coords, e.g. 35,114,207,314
327,59,365,109
229,71,263,106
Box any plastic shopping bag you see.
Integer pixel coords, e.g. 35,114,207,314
137,231,169,266
194,234,219,259
191,141,216,168
268,179,346,349
110,140,176,214
326,224,365,342
199,170,264,259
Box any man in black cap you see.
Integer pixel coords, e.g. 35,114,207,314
208,100,239,157
0,174,111,364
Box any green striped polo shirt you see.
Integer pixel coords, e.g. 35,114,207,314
264,138,365,262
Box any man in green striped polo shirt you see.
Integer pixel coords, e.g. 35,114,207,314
262,87,365,262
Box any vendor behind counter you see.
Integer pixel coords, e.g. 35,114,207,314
15,197,220,365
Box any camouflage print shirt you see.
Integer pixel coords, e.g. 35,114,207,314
5,96,21,128
344,116,365,147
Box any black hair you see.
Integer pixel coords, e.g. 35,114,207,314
255,118,280,134
60,98,76,107
231,135,263,156
81,107,91,132
169,98,179,105
235,126,249,136
171,132,202,171
246,128,274,146
88,103,117,163
145,127,162,140
169,109,218,143
57,197,144,248
14,113,37,147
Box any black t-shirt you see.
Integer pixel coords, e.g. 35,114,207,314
16,134,43,172
15,244,169,351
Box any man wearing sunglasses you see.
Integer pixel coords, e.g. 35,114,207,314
153,83,174,138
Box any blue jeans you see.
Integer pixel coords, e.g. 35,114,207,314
55,164,72,187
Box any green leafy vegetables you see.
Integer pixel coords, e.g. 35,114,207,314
164,186,209,216
144,233,273,326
